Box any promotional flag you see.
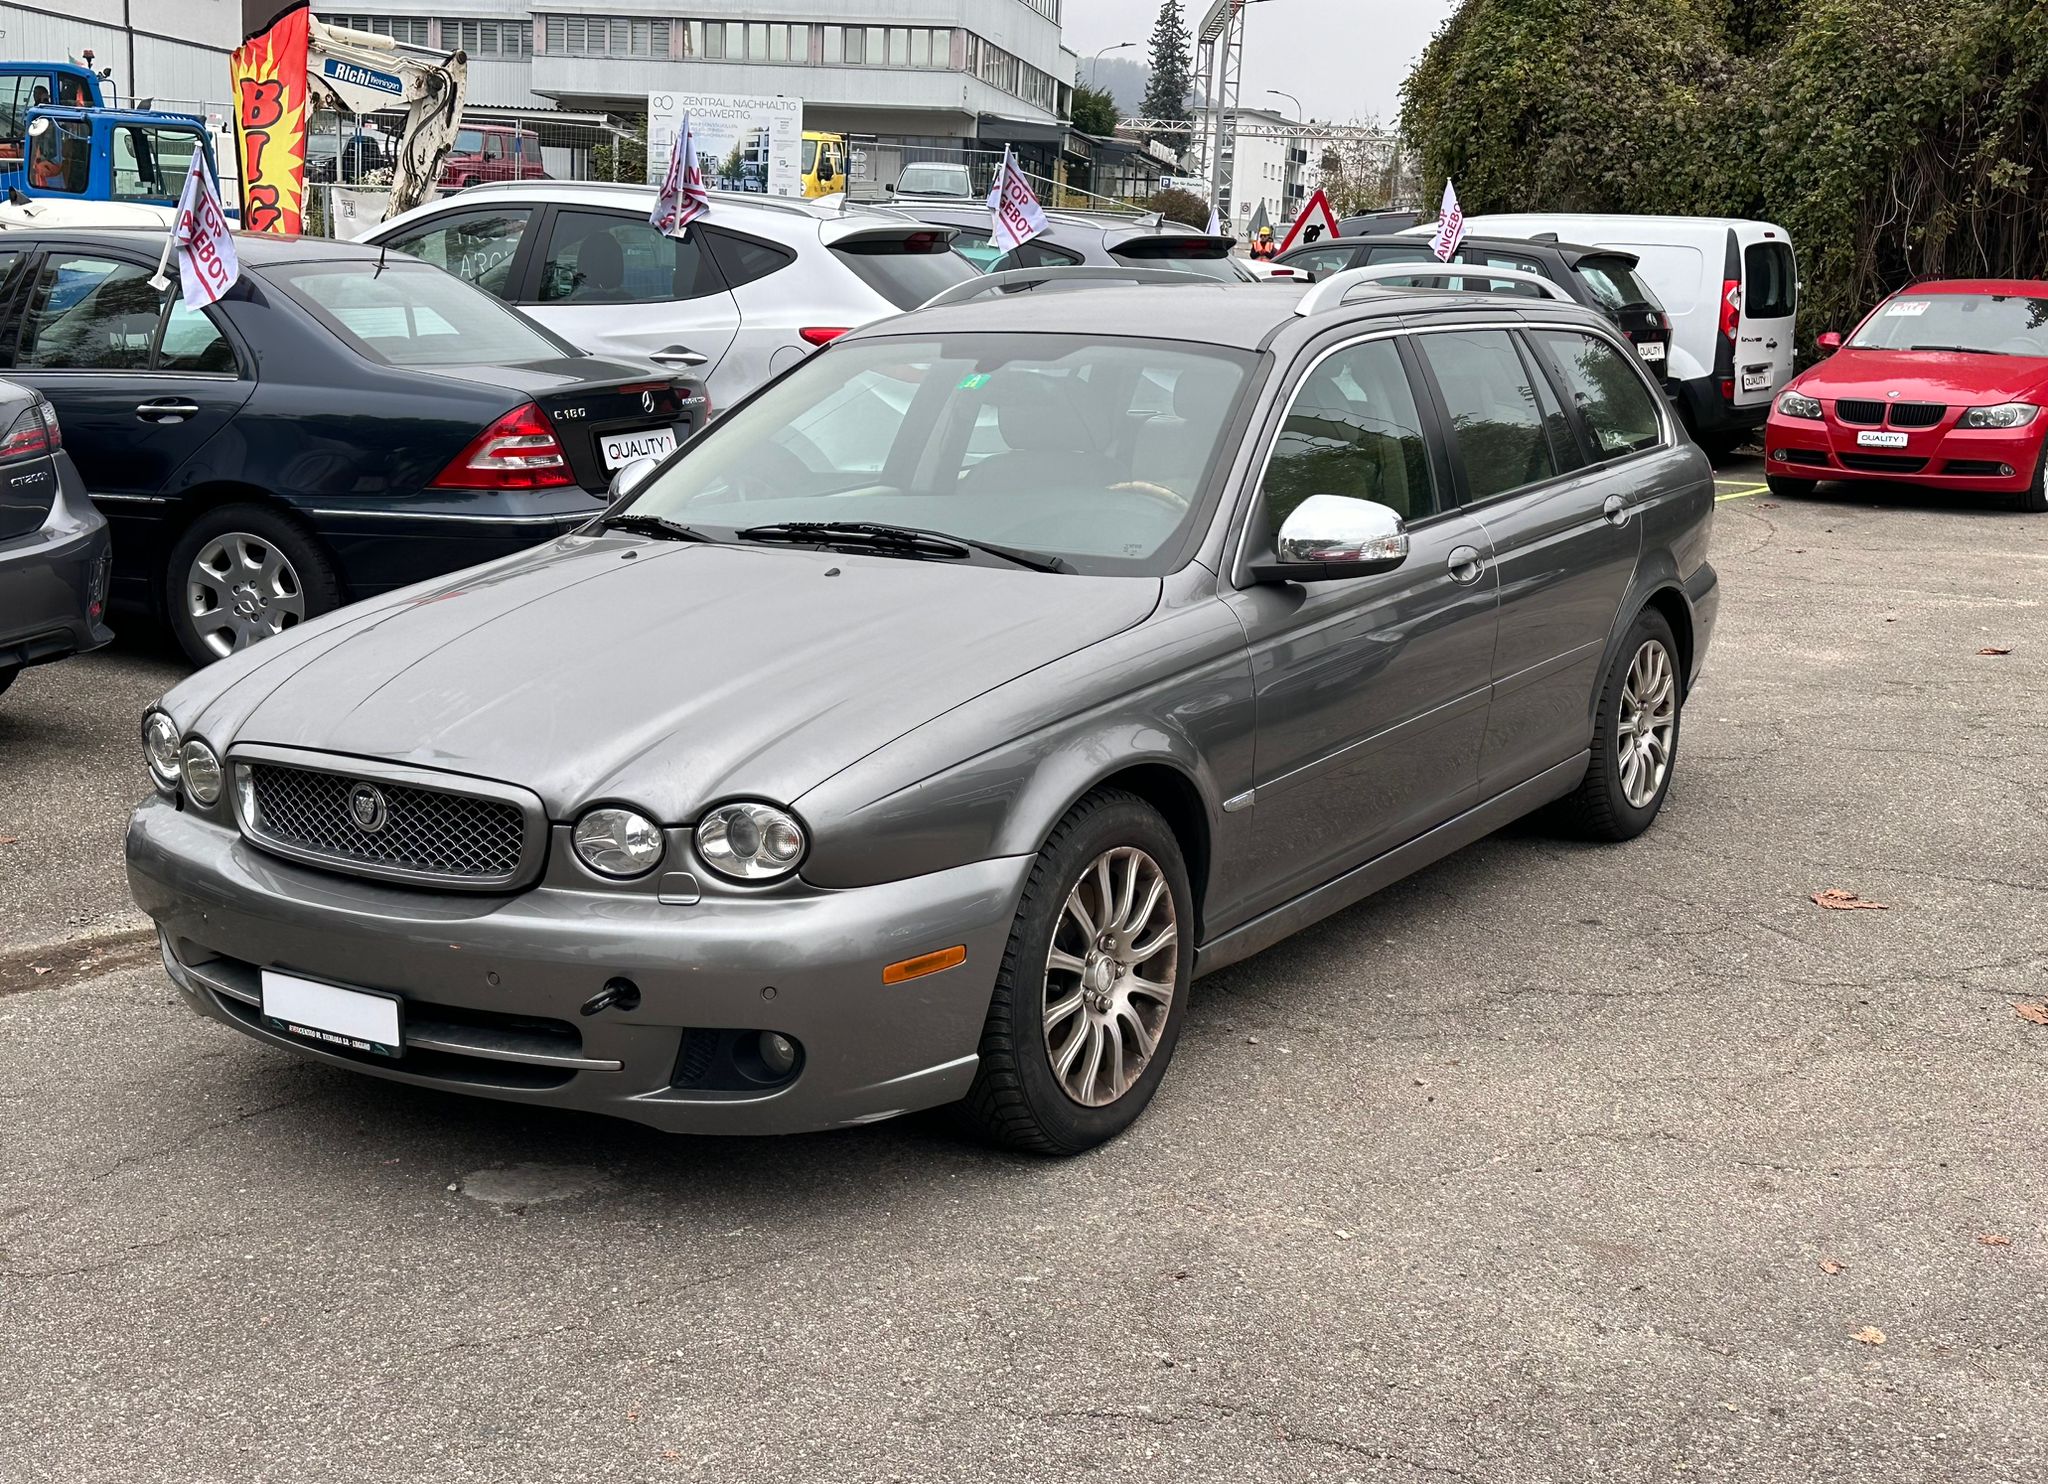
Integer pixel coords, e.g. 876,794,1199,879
173,150,241,305
230,3,311,234
1277,187,1341,252
986,147,1049,255
650,112,710,238
1205,204,1221,236
1429,179,1466,262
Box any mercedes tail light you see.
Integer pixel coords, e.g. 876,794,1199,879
1720,278,1741,340
431,402,574,490
0,397,60,461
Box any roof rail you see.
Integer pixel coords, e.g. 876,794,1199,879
1294,262,1572,316
918,265,1232,310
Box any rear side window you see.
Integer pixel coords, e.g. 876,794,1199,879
537,209,721,305
1416,329,1558,502
948,230,1004,271
1744,241,1796,319
991,239,1082,273
1364,244,1435,266
1282,246,1358,275
1532,330,1663,459
156,297,236,374
1263,338,1439,526
17,255,158,370
704,230,794,290
383,210,531,300
830,234,979,309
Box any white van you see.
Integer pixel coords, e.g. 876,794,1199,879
1426,214,1798,452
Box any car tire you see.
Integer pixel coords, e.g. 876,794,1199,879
957,788,1193,1155
2012,449,2048,513
1765,472,1817,498
1555,608,1683,843
165,504,340,667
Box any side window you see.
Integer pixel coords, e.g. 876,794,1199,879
110,126,202,200
18,255,159,371
1522,340,1584,473
1416,329,1558,502
537,209,719,305
1261,338,1438,531
1285,246,1357,275
382,210,531,300
1364,244,1435,266
482,134,504,161
950,230,1004,271
28,117,90,195
1744,241,1796,320
1532,330,1663,459
990,240,1082,272
703,229,793,290
155,297,237,374
1459,248,1549,298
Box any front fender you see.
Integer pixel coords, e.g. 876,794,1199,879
795,574,1255,897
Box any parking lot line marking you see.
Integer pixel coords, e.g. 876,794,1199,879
1715,483,1768,502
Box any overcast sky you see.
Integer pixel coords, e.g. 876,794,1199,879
1066,0,1456,123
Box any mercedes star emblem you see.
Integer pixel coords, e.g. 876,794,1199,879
640,390,656,414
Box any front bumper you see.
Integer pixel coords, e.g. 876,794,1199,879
127,796,1032,1135
1765,411,2045,490
0,457,113,670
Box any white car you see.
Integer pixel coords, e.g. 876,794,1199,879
362,182,979,411
1431,213,1799,453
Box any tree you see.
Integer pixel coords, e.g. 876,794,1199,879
1071,81,1119,137
1148,185,1211,228
1141,0,1194,141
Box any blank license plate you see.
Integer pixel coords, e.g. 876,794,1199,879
1856,430,1909,448
1635,340,1666,362
262,969,403,1058
601,427,678,470
1741,366,1773,392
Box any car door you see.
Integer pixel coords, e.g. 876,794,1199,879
1411,325,1644,792
1737,233,1797,406
518,205,743,391
1,248,254,606
1222,332,1501,916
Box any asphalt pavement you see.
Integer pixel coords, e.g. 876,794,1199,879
3,455,2045,1482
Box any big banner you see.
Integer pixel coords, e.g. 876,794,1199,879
232,4,311,234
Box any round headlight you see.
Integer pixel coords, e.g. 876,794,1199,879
179,739,223,806
573,806,665,878
696,802,806,882
142,711,182,789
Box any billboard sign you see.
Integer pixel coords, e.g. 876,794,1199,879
648,93,803,197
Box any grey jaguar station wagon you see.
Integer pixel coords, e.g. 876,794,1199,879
128,264,1719,1155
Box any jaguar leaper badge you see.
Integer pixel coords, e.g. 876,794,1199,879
348,782,389,834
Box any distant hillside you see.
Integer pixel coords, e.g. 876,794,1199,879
1079,56,1152,118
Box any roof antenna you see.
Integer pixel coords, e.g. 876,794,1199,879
375,238,388,276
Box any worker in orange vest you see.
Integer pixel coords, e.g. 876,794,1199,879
1249,226,1277,261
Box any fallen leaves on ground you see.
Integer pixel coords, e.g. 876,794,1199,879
1852,1326,1886,1345
1978,646,2012,656
1813,889,1888,911
2015,1003,2048,1027
1978,1233,2013,1247
0,834,16,845
1819,1259,1845,1275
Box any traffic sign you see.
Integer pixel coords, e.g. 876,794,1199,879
1278,187,1342,251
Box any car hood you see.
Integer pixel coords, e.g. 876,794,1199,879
222,535,1161,822
1799,347,2048,405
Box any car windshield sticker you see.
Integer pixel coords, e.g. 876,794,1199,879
956,372,992,389
1885,300,1931,317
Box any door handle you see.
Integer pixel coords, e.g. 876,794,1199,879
136,399,200,424
1602,494,1631,527
1446,545,1486,585
648,346,707,368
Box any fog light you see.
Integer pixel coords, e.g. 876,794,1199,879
1772,448,1789,461
758,1031,798,1076
2000,464,2014,477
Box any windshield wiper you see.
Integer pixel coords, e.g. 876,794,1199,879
1908,343,2006,355
734,520,1071,573
599,512,718,542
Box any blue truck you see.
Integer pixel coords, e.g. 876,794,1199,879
0,62,221,212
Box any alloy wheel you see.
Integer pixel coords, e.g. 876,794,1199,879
1042,845,1179,1108
1617,639,1677,809
186,532,307,657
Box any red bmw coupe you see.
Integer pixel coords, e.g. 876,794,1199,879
1764,278,2048,511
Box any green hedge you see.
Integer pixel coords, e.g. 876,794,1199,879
1402,0,2048,342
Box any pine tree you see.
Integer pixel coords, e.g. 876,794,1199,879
1140,0,1193,140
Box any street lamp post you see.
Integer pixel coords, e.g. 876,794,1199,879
1087,41,1135,83
1265,89,1303,120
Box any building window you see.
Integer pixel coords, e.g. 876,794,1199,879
441,19,530,57
545,15,670,57
319,14,432,47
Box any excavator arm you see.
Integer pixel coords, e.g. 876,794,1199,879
305,17,468,219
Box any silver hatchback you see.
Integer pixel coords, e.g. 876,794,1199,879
365,182,979,411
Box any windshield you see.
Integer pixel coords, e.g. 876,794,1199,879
621,334,1255,575
900,164,970,195
453,129,485,154
802,139,818,172
1574,255,1664,313
1848,293,2048,356
269,260,576,368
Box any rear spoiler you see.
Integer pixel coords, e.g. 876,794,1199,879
820,217,960,250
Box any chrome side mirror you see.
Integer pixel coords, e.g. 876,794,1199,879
1253,494,1410,582
606,455,662,503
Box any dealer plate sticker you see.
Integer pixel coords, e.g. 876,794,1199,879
1885,300,1931,317
602,427,679,470
262,969,403,1057
1636,341,1666,362
1741,367,1773,392
1856,430,1910,448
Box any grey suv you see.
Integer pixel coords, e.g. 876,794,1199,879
128,267,1719,1155
902,203,1240,279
